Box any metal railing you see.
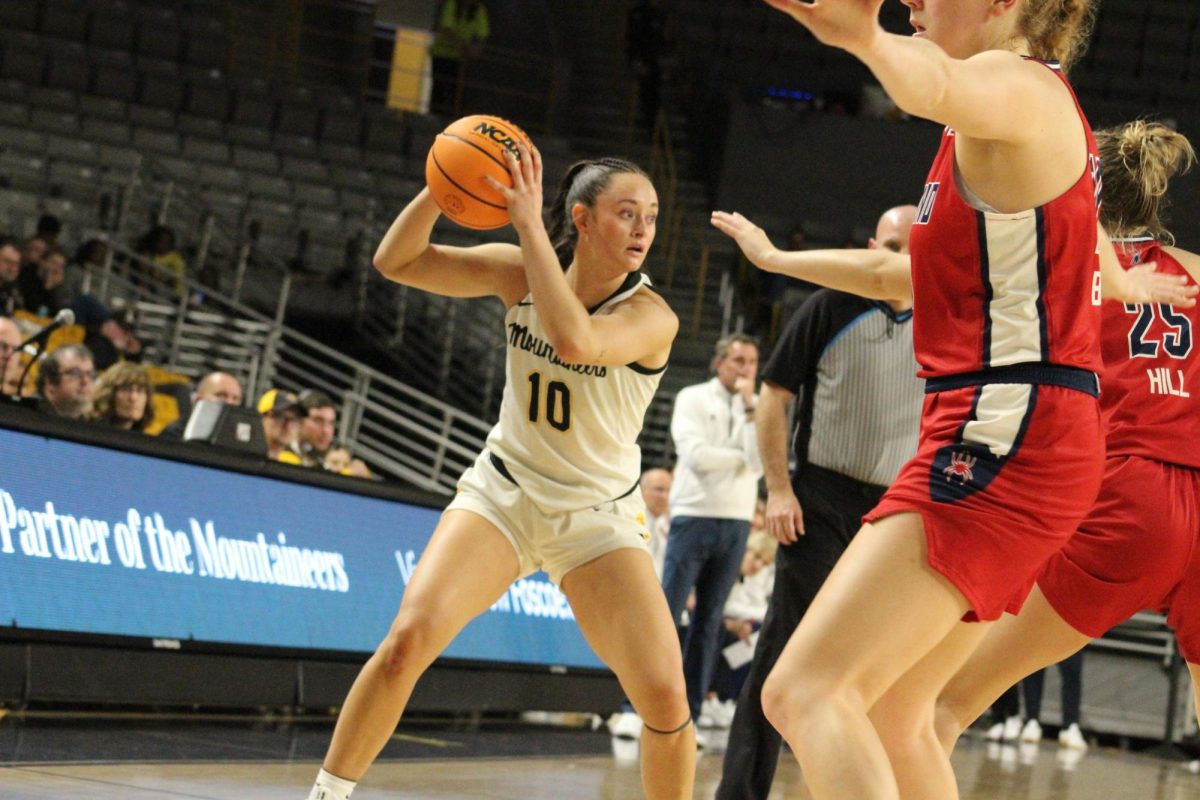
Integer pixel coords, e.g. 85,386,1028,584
95,241,493,494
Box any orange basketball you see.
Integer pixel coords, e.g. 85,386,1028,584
425,114,534,230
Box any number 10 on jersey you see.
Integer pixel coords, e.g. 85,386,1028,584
527,372,571,431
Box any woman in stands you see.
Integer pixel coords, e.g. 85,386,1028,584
306,146,694,799
931,120,1200,756
704,0,1192,796
91,360,154,433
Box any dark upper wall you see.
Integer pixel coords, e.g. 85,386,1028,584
716,101,1200,251
716,104,942,240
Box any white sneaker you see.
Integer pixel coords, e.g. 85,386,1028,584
1019,718,1043,743
695,728,709,750
608,711,643,740
1001,715,1023,742
985,722,1005,741
1058,722,1088,751
717,699,737,728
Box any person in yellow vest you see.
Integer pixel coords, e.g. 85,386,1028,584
428,0,489,114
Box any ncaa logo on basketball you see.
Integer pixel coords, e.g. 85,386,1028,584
473,122,522,159
915,182,939,225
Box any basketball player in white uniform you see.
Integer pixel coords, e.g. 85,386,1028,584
306,144,695,799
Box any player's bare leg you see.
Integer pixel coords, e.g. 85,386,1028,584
562,548,696,800
320,511,519,782
760,513,970,800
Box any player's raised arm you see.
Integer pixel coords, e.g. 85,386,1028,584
711,210,912,303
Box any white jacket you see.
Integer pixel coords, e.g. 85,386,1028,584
668,378,762,520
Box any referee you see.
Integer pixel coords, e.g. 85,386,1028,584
715,205,923,800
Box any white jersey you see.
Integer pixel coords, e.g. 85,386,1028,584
486,272,666,514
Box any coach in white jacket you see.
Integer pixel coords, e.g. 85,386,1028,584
663,333,763,724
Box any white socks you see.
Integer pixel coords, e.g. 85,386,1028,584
306,768,357,800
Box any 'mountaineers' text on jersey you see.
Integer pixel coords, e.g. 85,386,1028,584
487,272,666,512
906,60,1103,379
1102,238,1199,468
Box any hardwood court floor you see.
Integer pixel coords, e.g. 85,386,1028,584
2,714,1198,799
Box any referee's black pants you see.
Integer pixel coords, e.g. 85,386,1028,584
715,465,887,800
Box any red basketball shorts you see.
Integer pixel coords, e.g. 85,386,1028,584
864,383,1104,621
1039,455,1200,662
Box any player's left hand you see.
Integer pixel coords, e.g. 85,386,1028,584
486,142,544,233
1125,261,1198,307
761,0,885,53
711,211,779,271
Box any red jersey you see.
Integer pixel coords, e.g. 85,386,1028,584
906,60,1103,380
1101,238,1200,467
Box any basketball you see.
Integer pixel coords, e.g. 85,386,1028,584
425,114,535,230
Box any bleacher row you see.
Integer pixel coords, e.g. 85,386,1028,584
0,2,511,277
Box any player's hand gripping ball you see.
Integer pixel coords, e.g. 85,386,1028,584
425,114,535,230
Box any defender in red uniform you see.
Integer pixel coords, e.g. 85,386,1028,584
935,121,1200,751
710,1,1198,797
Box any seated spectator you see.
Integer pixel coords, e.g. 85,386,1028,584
640,466,672,577
81,299,142,372
160,370,245,439
324,443,376,479
297,390,337,467
18,245,69,318
35,344,96,420
0,315,22,397
135,224,186,292
257,388,305,464
701,531,778,728
20,235,49,271
64,238,109,301
91,361,154,432
0,236,23,316
158,371,244,441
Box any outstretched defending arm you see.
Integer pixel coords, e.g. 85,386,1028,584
712,210,912,303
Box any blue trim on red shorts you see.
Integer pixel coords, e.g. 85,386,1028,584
925,363,1099,397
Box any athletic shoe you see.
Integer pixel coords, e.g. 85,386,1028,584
985,722,1005,741
1001,715,1023,741
1019,718,1043,743
608,711,643,740
1058,722,1088,751
699,698,735,729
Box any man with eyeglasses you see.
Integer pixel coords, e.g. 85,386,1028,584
0,316,22,397
35,344,96,421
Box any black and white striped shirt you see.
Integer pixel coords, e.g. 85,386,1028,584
761,289,923,487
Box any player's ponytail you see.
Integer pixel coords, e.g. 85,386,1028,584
546,158,649,268
1097,121,1196,244
1018,0,1097,74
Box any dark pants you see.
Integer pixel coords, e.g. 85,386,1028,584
1022,651,1084,726
661,515,751,719
715,465,886,800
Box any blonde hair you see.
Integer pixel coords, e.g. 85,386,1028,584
92,361,155,430
746,531,778,565
1096,121,1196,243
1018,0,1097,73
